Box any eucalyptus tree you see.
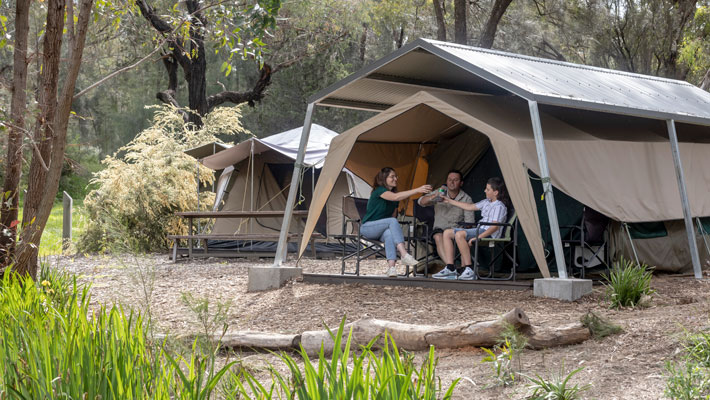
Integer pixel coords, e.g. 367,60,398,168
134,0,281,127
1,0,94,277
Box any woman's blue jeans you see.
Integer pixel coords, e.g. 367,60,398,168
360,218,404,260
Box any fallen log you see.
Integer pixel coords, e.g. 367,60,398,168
169,308,590,355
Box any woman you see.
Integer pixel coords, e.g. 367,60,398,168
361,167,432,277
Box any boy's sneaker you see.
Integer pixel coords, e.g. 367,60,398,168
432,267,458,280
401,253,418,266
458,266,477,281
386,266,398,277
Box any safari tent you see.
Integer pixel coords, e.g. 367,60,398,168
199,124,370,244
282,39,710,276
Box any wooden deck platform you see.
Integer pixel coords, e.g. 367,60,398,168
302,273,533,291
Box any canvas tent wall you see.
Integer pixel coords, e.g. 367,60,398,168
200,124,370,240
286,38,710,276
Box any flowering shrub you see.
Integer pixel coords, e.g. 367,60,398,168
79,105,249,252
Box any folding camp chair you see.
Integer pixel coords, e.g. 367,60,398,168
339,195,412,276
561,207,610,278
471,211,519,281
411,200,436,276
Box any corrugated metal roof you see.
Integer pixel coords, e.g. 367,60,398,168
311,38,710,126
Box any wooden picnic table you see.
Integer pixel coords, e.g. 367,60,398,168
170,210,313,261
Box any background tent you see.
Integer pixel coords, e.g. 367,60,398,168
200,124,370,243
298,90,710,274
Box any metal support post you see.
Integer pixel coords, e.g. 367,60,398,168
62,191,72,252
274,103,315,266
528,100,568,279
667,120,702,279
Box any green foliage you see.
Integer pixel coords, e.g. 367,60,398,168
525,367,590,400
602,257,655,309
0,267,169,398
580,311,623,339
685,330,710,367
499,322,529,353
664,361,710,400
181,291,233,352
79,105,248,253
233,319,459,399
482,338,517,386
664,327,710,399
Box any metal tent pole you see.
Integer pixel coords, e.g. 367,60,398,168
528,100,568,279
667,119,702,279
274,104,315,266
623,222,641,267
250,140,255,236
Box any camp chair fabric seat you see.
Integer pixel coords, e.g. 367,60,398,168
339,195,413,276
471,211,519,281
561,207,610,278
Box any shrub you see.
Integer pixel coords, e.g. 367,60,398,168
79,105,249,252
665,361,710,400
602,257,655,308
482,338,518,387
525,367,590,400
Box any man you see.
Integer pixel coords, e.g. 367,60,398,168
417,170,474,265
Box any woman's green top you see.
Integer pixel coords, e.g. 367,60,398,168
362,186,398,223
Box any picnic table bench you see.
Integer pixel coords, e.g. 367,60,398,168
169,210,316,261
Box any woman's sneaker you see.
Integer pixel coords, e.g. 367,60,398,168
458,266,477,280
432,267,458,280
386,266,398,277
401,253,418,266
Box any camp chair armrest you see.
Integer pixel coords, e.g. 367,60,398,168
479,237,511,242
474,221,511,228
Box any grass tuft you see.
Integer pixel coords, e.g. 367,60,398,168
525,366,590,400
602,256,655,308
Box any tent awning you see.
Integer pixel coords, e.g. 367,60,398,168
201,124,338,170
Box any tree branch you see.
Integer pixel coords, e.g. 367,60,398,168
135,0,191,69
74,40,165,100
207,64,272,110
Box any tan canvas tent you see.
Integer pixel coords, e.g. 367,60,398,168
277,39,710,276
199,125,370,241
297,90,710,275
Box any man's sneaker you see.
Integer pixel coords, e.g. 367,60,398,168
432,267,458,280
458,266,477,281
386,266,398,277
401,253,418,266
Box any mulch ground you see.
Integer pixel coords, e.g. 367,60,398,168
54,253,710,399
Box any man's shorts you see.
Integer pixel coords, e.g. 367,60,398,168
430,227,444,239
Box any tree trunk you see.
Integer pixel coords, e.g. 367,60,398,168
174,308,591,356
0,0,31,267
454,0,467,45
478,0,514,49
432,0,447,41
186,0,208,126
15,0,93,278
359,23,368,63
16,0,65,278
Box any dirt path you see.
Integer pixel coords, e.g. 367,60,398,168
55,254,710,399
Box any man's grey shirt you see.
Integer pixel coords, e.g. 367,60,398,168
418,190,475,230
